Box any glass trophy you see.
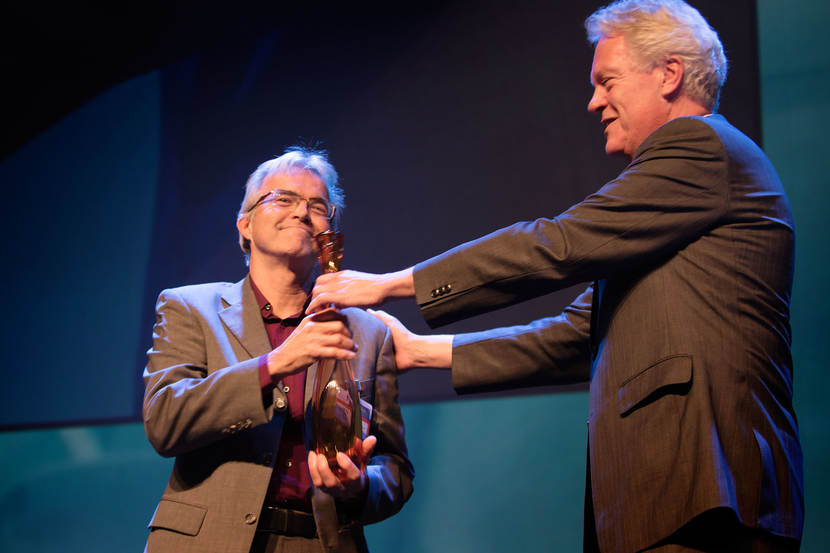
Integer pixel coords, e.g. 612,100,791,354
310,230,364,478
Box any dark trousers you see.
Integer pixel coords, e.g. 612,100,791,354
584,502,799,553
249,532,323,553
643,508,800,553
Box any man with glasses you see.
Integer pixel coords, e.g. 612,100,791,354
142,147,413,553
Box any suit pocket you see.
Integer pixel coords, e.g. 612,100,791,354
617,355,692,416
148,498,207,536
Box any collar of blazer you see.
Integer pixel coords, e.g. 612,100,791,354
219,277,272,359
218,276,322,410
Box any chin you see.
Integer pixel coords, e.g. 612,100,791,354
605,144,625,157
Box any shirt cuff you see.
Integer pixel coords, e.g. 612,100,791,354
258,354,277,392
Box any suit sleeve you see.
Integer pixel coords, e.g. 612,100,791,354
452,284,593,393
142,288,273,457
359,322,415,524
414,116,729,328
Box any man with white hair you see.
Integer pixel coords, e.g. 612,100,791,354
309,1,803,551
143,147,413,553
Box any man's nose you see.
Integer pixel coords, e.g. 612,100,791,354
587,88,604,113
292,199,311,219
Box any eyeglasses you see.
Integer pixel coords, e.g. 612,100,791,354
247,189,336,219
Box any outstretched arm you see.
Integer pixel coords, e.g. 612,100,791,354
366,309,453,371
368,286,594,392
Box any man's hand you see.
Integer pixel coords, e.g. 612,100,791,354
307,268,416,314
367,309,453,371
308,435,377,501
266,308,356,379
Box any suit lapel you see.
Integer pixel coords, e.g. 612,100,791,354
218,277,271,358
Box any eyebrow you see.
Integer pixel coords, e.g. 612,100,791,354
276,189,329,203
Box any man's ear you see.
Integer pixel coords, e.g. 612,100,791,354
661,55,684,99
237,214,252,241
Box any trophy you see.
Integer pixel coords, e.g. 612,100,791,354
310,231,364,477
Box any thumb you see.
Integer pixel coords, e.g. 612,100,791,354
362,435,377,458
368,309,403,332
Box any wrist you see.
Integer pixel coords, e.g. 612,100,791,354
383,268,415,300
413,334,453,369
266,349,287,377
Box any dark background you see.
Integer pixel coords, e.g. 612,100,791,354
0,0,760,427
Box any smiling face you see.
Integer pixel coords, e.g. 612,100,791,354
587,35,671,159
236,169,331,272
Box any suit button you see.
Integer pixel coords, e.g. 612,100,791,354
275,398,286,410
244,513,257,525
263,452,274,465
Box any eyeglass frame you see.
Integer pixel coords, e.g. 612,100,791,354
246,188,336,220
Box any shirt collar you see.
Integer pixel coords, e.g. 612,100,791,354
249,275,308,324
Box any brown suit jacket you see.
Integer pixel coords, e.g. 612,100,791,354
413,115,803,553
143,276,413,553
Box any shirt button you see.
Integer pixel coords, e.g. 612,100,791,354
286,459,293,468
275,398,286,409
244,513,257,525
283,386,290,393
264,304,271,311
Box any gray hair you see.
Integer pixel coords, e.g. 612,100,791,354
585,0,728,112
237,146,345,265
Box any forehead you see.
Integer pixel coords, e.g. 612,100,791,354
260,169,328,198
590,35,633,83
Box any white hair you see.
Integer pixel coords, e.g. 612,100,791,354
237,146,345,265
586,0,728,111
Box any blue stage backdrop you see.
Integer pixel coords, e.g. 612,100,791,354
0,0,761,429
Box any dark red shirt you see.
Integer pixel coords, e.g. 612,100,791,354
250,278,313,511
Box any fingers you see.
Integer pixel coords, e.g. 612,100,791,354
307,292,342,314
308,451,342,489
307,307,349,324
367,309,406,334
335,452,361,481
268,315,357,378
308,450,322,486
308,450,367,496
307,270,383,314
297,315,356,353
361,435,377,459
307,277,338,314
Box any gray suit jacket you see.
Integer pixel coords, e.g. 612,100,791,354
143,276,413,553
413,115,803,553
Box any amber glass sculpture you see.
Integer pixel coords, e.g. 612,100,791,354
310,231,364,477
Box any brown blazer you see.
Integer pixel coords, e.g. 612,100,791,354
413,115,803,553
143,277,413,553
